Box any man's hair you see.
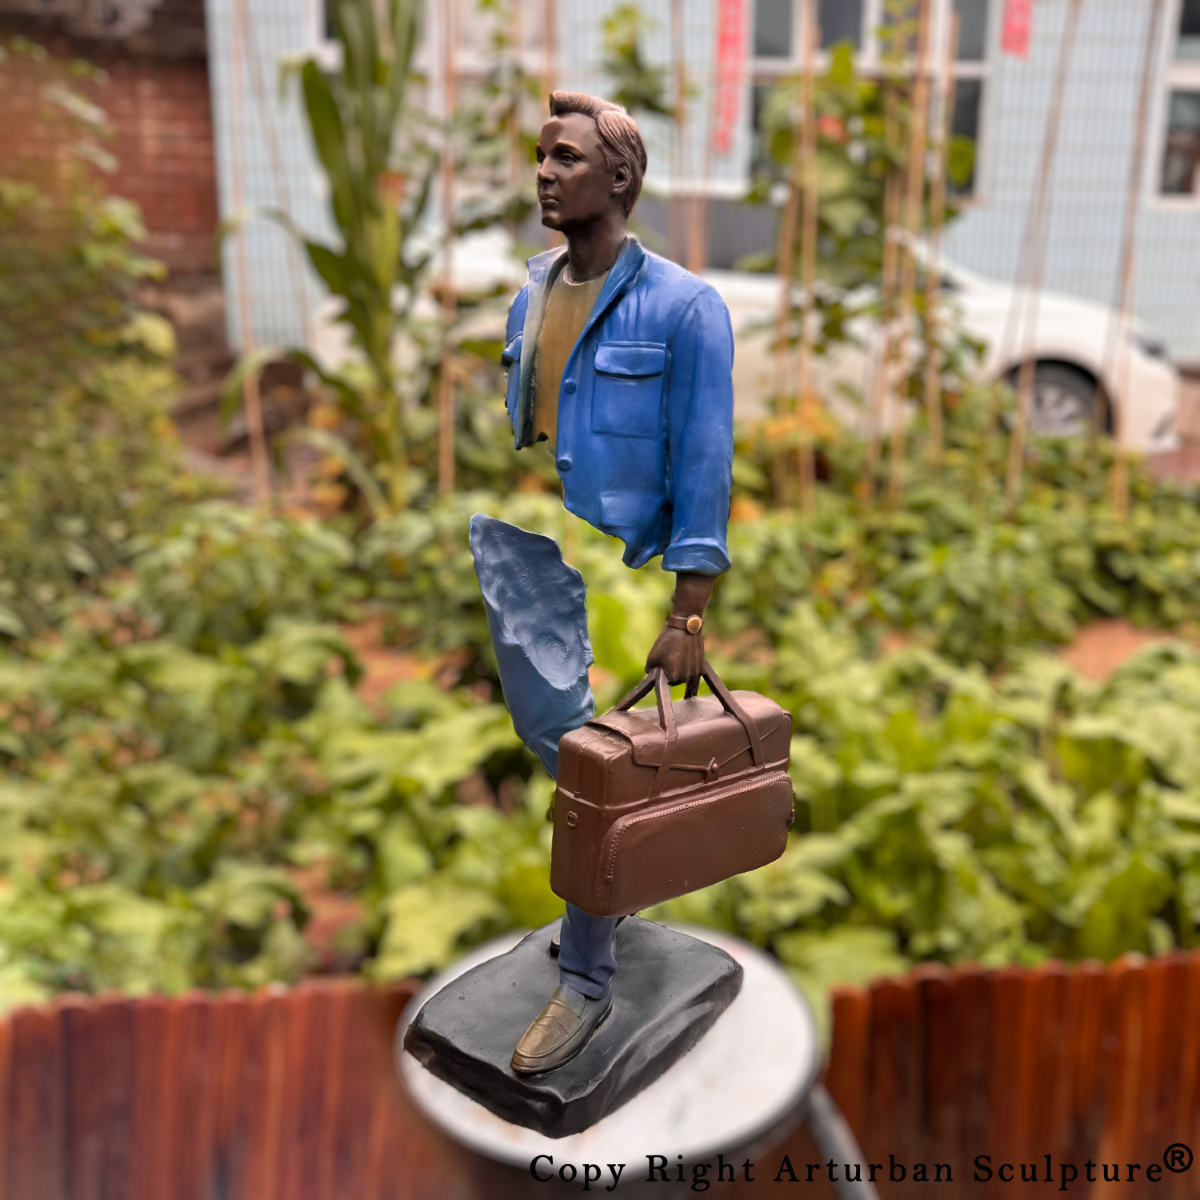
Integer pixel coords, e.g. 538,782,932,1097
548,92,647,216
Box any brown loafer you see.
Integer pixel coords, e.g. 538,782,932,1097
510,986,612,1075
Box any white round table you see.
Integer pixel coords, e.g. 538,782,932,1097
397,924,821,1184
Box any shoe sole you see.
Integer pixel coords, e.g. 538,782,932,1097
511,1001,612,1076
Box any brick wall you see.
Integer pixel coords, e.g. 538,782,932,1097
0,0,218,275
92,54,220,274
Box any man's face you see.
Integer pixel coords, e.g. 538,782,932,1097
536,113,627,230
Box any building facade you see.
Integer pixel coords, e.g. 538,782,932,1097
193,0,1200,365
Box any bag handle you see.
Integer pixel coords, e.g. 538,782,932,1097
610,663,764,794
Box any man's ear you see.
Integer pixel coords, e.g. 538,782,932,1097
611,162,631,207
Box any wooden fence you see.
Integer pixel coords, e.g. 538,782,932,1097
819,953,1200,1198
0,952,1195,1198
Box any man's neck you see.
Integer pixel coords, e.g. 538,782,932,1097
563,214,627,282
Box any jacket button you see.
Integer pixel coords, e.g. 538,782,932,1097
563,378,577,393
556,454,572,473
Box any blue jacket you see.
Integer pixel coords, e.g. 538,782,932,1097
501,238,734,576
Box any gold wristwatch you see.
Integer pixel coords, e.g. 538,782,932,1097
666,613,704,634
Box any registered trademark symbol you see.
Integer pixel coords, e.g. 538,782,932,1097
1164,1144,1193,1174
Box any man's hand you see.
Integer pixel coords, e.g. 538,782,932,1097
645,571,717,687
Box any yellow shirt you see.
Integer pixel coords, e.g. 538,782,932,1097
533,266,609,452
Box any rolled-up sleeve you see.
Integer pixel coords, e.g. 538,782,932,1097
661,286,734,576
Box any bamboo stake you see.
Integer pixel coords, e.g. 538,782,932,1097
1004,0,1083,518
921,9,958,466
437,0,457,496
887,0,932,509
502,0,525,241
772,66,803,506
796,0,820,516
1106,0,1164,518
687,28,719,275
670,0,687,265
228,0,271,507
542,0,557,93
542,0,558,249
861,86,902,504
510,0,525,202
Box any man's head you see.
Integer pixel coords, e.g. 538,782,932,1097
536,92,647,232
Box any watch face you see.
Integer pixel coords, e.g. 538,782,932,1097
686,616,703,634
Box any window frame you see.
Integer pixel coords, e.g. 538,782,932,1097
1154,0,1200,206
747,0,993,203
307,0,343,72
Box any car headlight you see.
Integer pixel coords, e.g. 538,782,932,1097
1129,330,1168,360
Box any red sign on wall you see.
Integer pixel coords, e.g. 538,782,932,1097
1000,0,1033,58
714,0,748,155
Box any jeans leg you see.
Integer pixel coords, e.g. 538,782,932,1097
469,515,594,778
557,903,618,1000
470,515,618,998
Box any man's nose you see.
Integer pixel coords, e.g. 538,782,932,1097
536,159,554,184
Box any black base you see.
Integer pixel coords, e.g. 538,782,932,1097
401,917,743,1138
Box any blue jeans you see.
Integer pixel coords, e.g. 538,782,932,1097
470,515,619,999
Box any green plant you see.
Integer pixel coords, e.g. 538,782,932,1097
655,607,1200,1028
0,596,559,1005
600,3,673,119
0,38,195,639
267,0,425,513
5,515,1200,1027
250,0,543,516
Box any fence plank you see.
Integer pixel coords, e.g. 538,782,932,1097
985,967,1033,1182
1066,960,1106,1163
62,994,134,1200
129,996,180,1200
0,1015,11,1199
7,1002,66,1200
865,976,922,1194
257,988,293,1200
209,989,249,1200
824,986,870,1146
1140,955,1187,1170
278,979,343,1200
326,984,381,1200
171,992,218,1200
1026,964,1073,1164
1093,956,1148,1196
1171,955,1200,1200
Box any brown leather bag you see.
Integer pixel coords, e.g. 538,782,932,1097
550,665,794,916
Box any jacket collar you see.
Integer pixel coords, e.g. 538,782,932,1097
516,238,646,447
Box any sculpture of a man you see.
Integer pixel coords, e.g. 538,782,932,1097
469,92,734,1076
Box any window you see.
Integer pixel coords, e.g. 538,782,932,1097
948,0,989,197
1162,91,1200,194
1160,1,1200,196
820,0,864,50
308,0,342,70
1178,0,1200,61
955,0,989,61
950,78,983,195
748,0,990,195
754,0,864,59
754,0,793,58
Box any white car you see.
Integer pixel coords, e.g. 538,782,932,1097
705,259,1180,454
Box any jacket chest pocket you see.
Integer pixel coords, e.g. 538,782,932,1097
591,342,666,440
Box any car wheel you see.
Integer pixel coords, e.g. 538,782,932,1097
1009,363,1104,438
